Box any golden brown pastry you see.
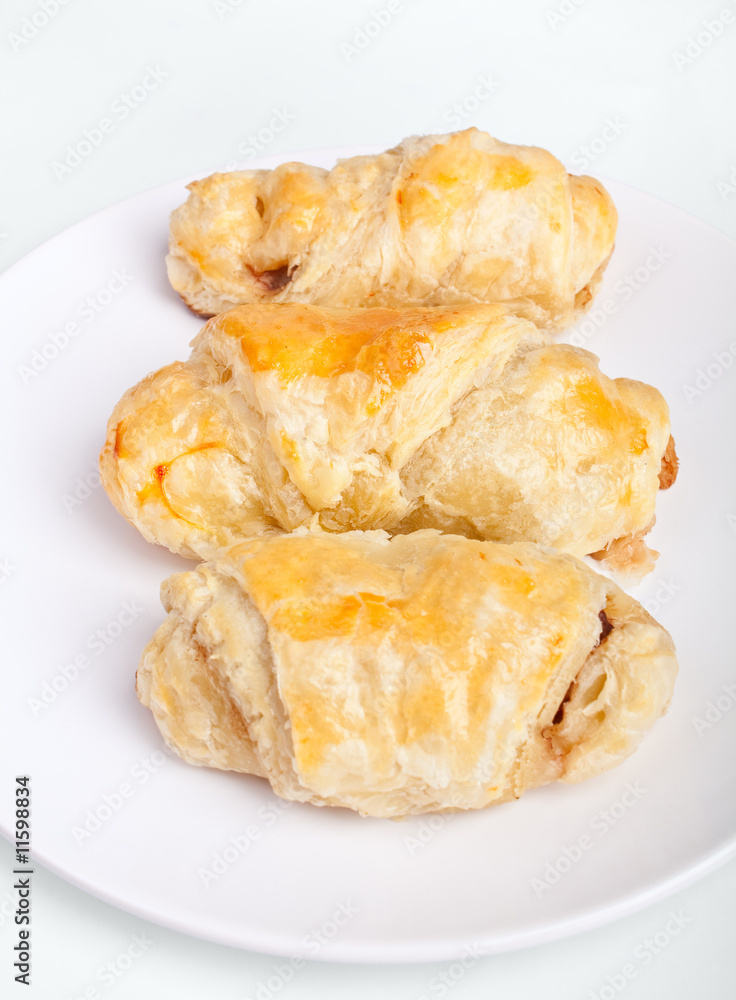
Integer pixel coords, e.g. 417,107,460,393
137,529,678,818
100,303,675,577
167,128,617,331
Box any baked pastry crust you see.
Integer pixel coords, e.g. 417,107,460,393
167,128,617,330
137,529,678,818
100,303,675,576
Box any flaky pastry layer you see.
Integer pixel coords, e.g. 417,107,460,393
167,128,617,331
100,303,675,577
137,529,678,818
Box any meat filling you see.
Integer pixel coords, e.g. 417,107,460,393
551,608,613,726
658,435,678,490
249,264,293,292
597,608,613,645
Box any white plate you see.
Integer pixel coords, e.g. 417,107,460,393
1,148,735,964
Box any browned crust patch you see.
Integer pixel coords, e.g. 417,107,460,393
658,435,678,490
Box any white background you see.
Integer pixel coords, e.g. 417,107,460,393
2,0,735,997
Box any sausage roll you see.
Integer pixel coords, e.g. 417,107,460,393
137,529,678,818
100,303,675,577
167,128,617,331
